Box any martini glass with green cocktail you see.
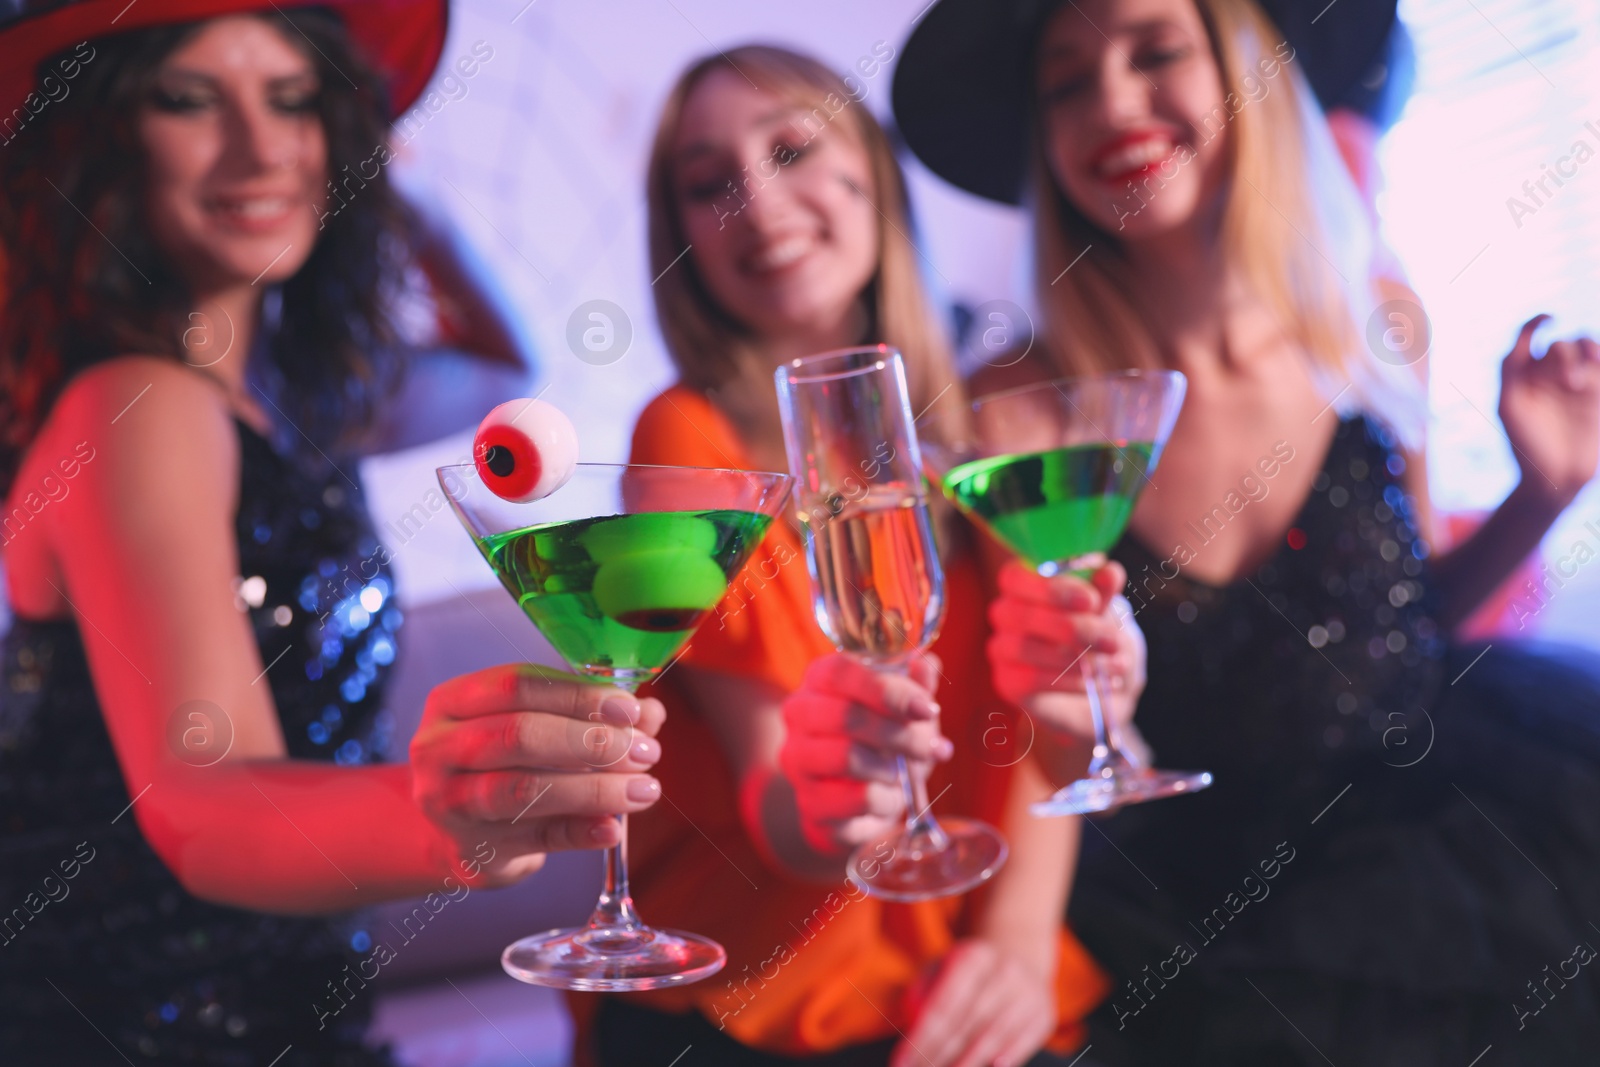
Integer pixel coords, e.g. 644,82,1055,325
440,461,792,990
931,371,1214,817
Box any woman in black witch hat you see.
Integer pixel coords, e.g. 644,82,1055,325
894,0,1600,1063
0,3,671,1063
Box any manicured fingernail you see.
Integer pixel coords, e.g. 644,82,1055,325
627,777,661,802
935,738,955,760
602,696,639,723
590,819,618,844
630,736,660,764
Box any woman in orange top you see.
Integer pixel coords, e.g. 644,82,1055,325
569,45,1119,1067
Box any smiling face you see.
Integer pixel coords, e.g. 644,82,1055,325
670,67,879,344
1035,0,1230,239
139,16,328,291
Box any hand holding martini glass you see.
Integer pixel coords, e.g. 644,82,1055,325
441,401,792,990
927,371,1214,817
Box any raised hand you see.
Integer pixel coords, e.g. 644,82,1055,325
779,651,952,855
1498,314,1600,510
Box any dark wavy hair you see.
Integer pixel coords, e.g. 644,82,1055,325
0,7,407,493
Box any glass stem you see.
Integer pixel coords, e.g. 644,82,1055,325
898,755,949,849
585,817,641,932
876,661,950,850
1081,655,1136,780
1060,553,1137,782
585,681,643,933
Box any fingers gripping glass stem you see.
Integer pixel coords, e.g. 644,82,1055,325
845,667,1006,902
1029,557,1212,817
499,679,725,991
897,753,950,851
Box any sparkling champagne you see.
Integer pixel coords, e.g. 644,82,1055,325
801,484,944,660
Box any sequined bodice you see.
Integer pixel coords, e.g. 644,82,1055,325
1114,415,1446,784
1096,415,1448,901
0,419,400,1064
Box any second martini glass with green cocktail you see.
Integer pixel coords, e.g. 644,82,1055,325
439,460,791,990
928,370,1213,817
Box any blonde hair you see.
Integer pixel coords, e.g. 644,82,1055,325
1032,0,1422,445
645,44,968,444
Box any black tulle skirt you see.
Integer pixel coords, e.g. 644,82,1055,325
1069,641,1600,1066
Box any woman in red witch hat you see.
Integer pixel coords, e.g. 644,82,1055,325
0,3,669,1063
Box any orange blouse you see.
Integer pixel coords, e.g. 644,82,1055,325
568,386,1108,1059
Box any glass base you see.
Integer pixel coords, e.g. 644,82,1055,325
1032,768,1214,817
501,923,726,991
846,817,1008,902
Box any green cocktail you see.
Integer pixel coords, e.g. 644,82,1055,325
478,509,772,681
942,442,1153,570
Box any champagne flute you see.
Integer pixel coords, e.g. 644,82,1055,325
775,345,1007,901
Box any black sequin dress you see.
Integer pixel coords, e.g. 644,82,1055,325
1073,415,1600,1066
0,419,403,1066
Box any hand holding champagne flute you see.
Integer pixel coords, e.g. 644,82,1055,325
776,346,1007,901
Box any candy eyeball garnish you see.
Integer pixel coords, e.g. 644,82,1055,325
473,398,579,503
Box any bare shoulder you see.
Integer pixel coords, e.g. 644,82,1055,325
51,355,228,423
50,355,235,445
41,355,240,510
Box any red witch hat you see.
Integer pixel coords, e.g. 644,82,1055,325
0,0,448,121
